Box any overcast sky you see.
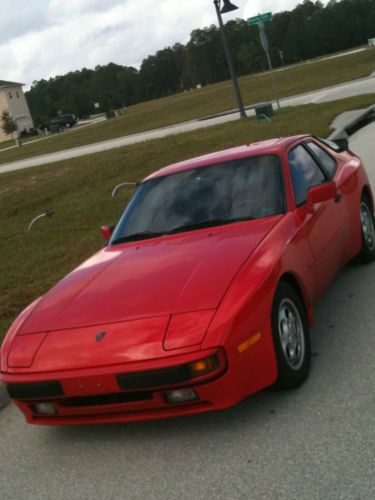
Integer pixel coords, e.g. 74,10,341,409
0,0,327,87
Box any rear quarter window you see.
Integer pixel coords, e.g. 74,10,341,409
288,145,326,206
307,142,337,178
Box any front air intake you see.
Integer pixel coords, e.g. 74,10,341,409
7,381,64,400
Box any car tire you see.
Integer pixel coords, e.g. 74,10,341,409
358,195,375,263
271,282,311,390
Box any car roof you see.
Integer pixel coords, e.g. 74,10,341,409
144,135,310,181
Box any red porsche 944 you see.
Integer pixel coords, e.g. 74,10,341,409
1,135,374,425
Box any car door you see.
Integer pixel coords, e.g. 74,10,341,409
288,142,350,297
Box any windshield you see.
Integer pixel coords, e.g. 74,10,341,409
110,154,284,245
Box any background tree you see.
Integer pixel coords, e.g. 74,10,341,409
1,110,20,146
26,0,375,121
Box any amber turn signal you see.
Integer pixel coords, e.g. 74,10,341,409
237,332,262,354
188,354,219,378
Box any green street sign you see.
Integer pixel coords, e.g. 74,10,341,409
247,16,260,25
247,12,273,25
260,12,273,22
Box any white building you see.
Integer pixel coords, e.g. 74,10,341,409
0,80,34,143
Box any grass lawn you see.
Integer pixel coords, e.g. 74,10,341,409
0,134,50,152
0,139,15,151
0,48,374,166
0,93,374,342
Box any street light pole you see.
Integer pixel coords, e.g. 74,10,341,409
213,0,247,119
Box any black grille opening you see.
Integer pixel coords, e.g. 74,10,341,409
58,391,153,407
117,364,192,391
7,381,64,400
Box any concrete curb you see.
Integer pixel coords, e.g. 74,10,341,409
328,105,375,142
0,381,10,411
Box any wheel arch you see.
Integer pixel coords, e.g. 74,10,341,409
362,185,374,211
278,272,314,327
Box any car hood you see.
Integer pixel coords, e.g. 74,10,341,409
19,217,282,334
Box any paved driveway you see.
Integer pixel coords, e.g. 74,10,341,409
0,125,374,500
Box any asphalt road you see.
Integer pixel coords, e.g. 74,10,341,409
0,75,374,175
0,125,374,499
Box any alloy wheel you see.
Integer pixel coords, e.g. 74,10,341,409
278,298,305,371
360,202,375,251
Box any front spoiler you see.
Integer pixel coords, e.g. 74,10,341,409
2,347,237,425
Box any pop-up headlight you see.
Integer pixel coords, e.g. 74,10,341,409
8,333,47,368
164,310,215,350
0,297,43,372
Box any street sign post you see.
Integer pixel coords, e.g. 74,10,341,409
259,23,269,53
247,12,273,25
247,12,280,110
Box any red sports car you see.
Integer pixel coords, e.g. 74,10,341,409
1,135,374,425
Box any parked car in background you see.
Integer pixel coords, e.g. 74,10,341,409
48,113,77,132
1,135,374,426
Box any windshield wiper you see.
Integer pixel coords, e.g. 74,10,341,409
111,231,165,245
167,216,255,235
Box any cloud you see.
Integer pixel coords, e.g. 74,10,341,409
47,0,124,17
0,0,51,44
0,0,327,87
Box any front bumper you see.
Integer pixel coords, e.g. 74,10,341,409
2,347,242,425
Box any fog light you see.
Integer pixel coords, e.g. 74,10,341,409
166,389,198,404
34,403,57,415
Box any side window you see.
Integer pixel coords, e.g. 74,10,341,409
288,145,326,206
306,141,337,178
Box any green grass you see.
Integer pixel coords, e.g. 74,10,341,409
0,93,374,342
0,134,49,152
0,48,374,166
0,139,15,151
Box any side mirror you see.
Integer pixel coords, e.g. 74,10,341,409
307,182,338,212
100,225,114,242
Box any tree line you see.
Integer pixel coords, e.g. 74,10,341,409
27,0,375,124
